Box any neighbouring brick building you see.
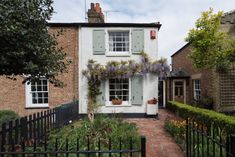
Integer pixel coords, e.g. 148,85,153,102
166,10,235,112
0,3,103,116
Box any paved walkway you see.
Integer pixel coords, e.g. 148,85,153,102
126,109,185,157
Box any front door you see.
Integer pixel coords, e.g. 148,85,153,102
158,80,164,108
173,80,186,103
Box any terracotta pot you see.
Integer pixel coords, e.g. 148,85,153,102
147,98,158,104
112,99,122,105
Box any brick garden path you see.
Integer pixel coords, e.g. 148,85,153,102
126,109,185,157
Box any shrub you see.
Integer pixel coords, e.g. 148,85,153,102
48,115,140,156
0,110,19,126
167,101,235,133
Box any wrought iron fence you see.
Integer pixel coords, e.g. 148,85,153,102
0,136,146,157
186,118,235,157
0,101,79,147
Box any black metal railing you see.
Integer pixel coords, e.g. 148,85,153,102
0,101,79,147
0,136,146,157
55,101,79,128
186,118,235,157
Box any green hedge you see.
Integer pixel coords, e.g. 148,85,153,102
167,101,235,133
0,110,19,126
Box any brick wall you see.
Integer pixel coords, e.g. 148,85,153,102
171,44,215,106
0,26,79,116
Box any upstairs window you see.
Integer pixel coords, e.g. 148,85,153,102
109,31,129,52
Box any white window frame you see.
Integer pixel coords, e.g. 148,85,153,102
105,78,131,106
106,28,131,57
193,79,201,100
25,78,49,108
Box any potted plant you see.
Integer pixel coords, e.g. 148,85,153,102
147,97,158,104
112,96,122,105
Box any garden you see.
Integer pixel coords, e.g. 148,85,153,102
165,101,235,157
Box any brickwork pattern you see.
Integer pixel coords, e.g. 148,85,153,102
0,27,78,116
127,109,184,157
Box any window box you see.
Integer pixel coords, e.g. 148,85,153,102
147,98,158,104
111,99,122,105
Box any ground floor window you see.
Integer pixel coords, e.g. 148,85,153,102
109,78,129,102
193,79,201,100
26,78,49,108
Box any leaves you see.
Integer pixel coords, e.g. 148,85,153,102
186,8,235,72
0,0,69,86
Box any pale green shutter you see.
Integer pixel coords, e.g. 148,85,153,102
96,82,105,105
93,30,105,54
131,76,143,105
132,29,144,54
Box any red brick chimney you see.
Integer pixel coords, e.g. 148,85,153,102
87,3,104,23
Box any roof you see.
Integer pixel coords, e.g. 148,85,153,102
168,68,190,78
171,42,190,57
47,22,162,30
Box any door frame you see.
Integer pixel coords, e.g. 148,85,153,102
158,80,166,108
172,79,186,103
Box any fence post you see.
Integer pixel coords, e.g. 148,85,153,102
231,134,235,156
141,136,146,157
20,117,28,140
1,123,6,153
186,118,189,157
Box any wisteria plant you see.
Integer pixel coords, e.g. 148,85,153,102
82,52,170,122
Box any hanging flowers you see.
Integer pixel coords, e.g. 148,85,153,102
82,52,170,122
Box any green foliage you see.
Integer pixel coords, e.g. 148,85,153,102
48,116,140,156
82,52,170,121
186,8,235,72
164,119,185,145
0,0,70,86
167,101,235,133
0,110,19,126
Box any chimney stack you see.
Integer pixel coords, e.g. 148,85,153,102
87,3,104,23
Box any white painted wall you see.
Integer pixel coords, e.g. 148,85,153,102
79,27,159,114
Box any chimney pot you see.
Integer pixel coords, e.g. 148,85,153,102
87,2,104,23
90,3,94,10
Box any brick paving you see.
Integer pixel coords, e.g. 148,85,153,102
126,109,185,157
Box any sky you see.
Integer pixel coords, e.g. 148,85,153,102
50,0,235,63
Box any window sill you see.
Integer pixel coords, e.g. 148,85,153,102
25,104,49,109
105,104,132,107
106,52,131,57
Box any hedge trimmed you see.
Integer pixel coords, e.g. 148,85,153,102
167,101,235,133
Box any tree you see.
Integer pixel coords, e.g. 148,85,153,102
186,8,235,72
0,0,70,86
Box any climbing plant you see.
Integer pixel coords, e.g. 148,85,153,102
82,52,170,122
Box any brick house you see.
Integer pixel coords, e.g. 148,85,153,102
1,3,162,116
166,10,235,112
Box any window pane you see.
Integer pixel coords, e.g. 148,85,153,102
43,86,48,91
38,98,43,103
38,93,42,98
37,86,42,91
43,80,47,85
33,98,37,104
31,86,36,91
43,92,48,98
44,98,48,103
